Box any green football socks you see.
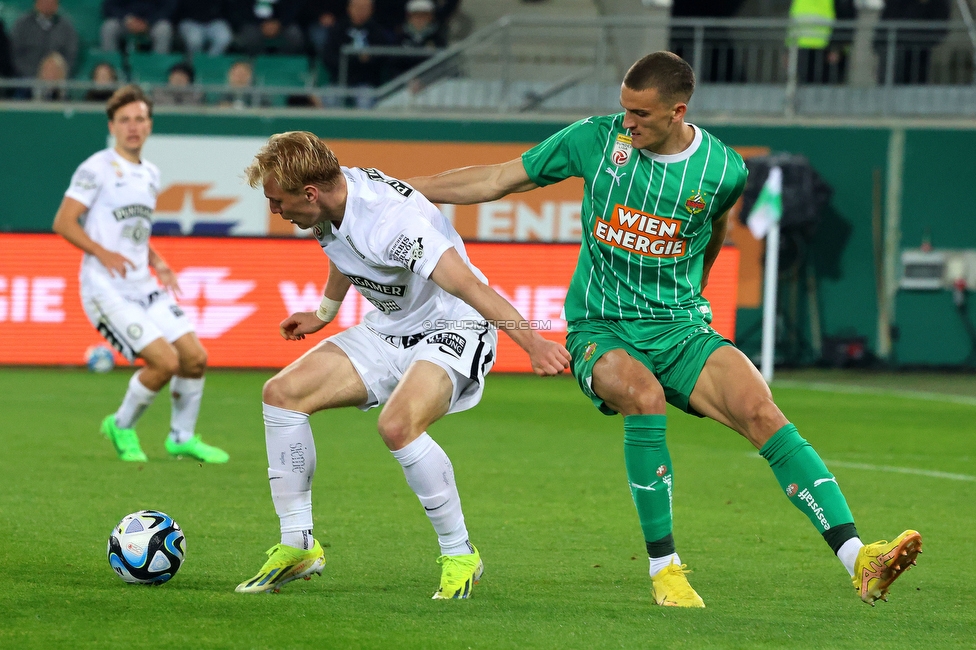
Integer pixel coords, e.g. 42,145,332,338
760,424,855,541
623,415,675,550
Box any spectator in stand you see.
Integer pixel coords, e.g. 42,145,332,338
219,59,271,108
85,60,119,102
101,0,176,54
153,61,203,106
11,0,79,79
876,0,951,84
304,0,347,61
232,0,306,56
176,0,233,57
324,0,390,107
34,50,68,101
390,0,445,84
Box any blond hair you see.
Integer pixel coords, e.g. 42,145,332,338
245,131,342,193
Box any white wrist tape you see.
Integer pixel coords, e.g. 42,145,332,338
314,296,343,323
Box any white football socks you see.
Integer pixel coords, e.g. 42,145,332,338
263,403,316,549
391,433,471,556
649,553,682,577
115,372,158,429
169,376,204,444
837,537,864,577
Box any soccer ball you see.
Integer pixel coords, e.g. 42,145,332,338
85,344,115,373
107,510,185,585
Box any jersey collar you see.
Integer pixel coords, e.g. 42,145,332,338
638,124,702,164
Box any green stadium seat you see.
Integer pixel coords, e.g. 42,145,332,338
59,0,105,52
192,55,240,85
76,48,125,81
128,52,188,84
253,55,310,88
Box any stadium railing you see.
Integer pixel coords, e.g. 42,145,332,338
2,15,974,116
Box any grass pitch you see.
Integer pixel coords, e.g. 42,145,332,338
1,367,973,649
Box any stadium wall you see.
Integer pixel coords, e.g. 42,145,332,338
1,107,974,367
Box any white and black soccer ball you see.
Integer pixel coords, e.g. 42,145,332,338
85,344,115,373
107,510,185,585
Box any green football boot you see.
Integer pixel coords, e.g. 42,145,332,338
165,434,230,463
101,414,148,462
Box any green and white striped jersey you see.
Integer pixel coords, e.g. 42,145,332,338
522,114,747,324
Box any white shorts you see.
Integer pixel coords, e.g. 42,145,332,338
81,275,194,362
328,321,497,414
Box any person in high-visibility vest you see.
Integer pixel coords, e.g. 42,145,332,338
788,0,855,83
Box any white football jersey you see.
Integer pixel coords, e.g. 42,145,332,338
313,166,488,336
64,148,161,296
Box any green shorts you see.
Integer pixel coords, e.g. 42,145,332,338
566,317,732,416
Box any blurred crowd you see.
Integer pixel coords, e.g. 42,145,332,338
0,0,957,107
0,0,460,104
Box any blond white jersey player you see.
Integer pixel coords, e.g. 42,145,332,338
52,85,228,465
235,131,571,599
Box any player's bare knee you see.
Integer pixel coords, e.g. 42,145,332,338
149,354,180,379
262,374,296,409
179,349,207,377
740,397,785,444
376,411,414,449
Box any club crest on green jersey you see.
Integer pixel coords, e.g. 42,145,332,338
685,190,707,215
611,133,632,166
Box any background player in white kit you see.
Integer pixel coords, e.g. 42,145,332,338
235,132,571,599
52,85,228,464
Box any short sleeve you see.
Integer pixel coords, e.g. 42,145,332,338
521,118,594,187
64,160,103,208
369,209,454,279
714,153,748,218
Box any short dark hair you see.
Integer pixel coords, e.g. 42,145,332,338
623,51,695,103
168,61,195,84
106,84,153,120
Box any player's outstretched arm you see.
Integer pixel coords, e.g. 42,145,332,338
430,248,571,376
701,210,730,291
407,158,539,205
52,196,135,278
279,260,352,341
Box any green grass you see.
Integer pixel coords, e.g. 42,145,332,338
1,368,974,649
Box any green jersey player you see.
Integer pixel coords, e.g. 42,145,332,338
410,51,920,607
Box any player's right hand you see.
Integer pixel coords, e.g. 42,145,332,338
279,311,328,340
98,250,136,278
527,336,572,377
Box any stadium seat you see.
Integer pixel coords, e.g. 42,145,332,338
59,0,105,52
128,52,188,84
76,48,126,81
253,55,311,88
192,55,240,86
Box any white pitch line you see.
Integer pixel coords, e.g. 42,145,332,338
772,380,976,407
822,460,976,482
746,453,976,482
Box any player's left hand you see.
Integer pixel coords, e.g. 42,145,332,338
155,266,181,296
279,311,328,340
527,336,572,377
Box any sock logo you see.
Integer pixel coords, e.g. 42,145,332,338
289,442,306,474
630,481,659,492
813,477,838,488
786,483,798,497
656,465,668,477
796,488,831,531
